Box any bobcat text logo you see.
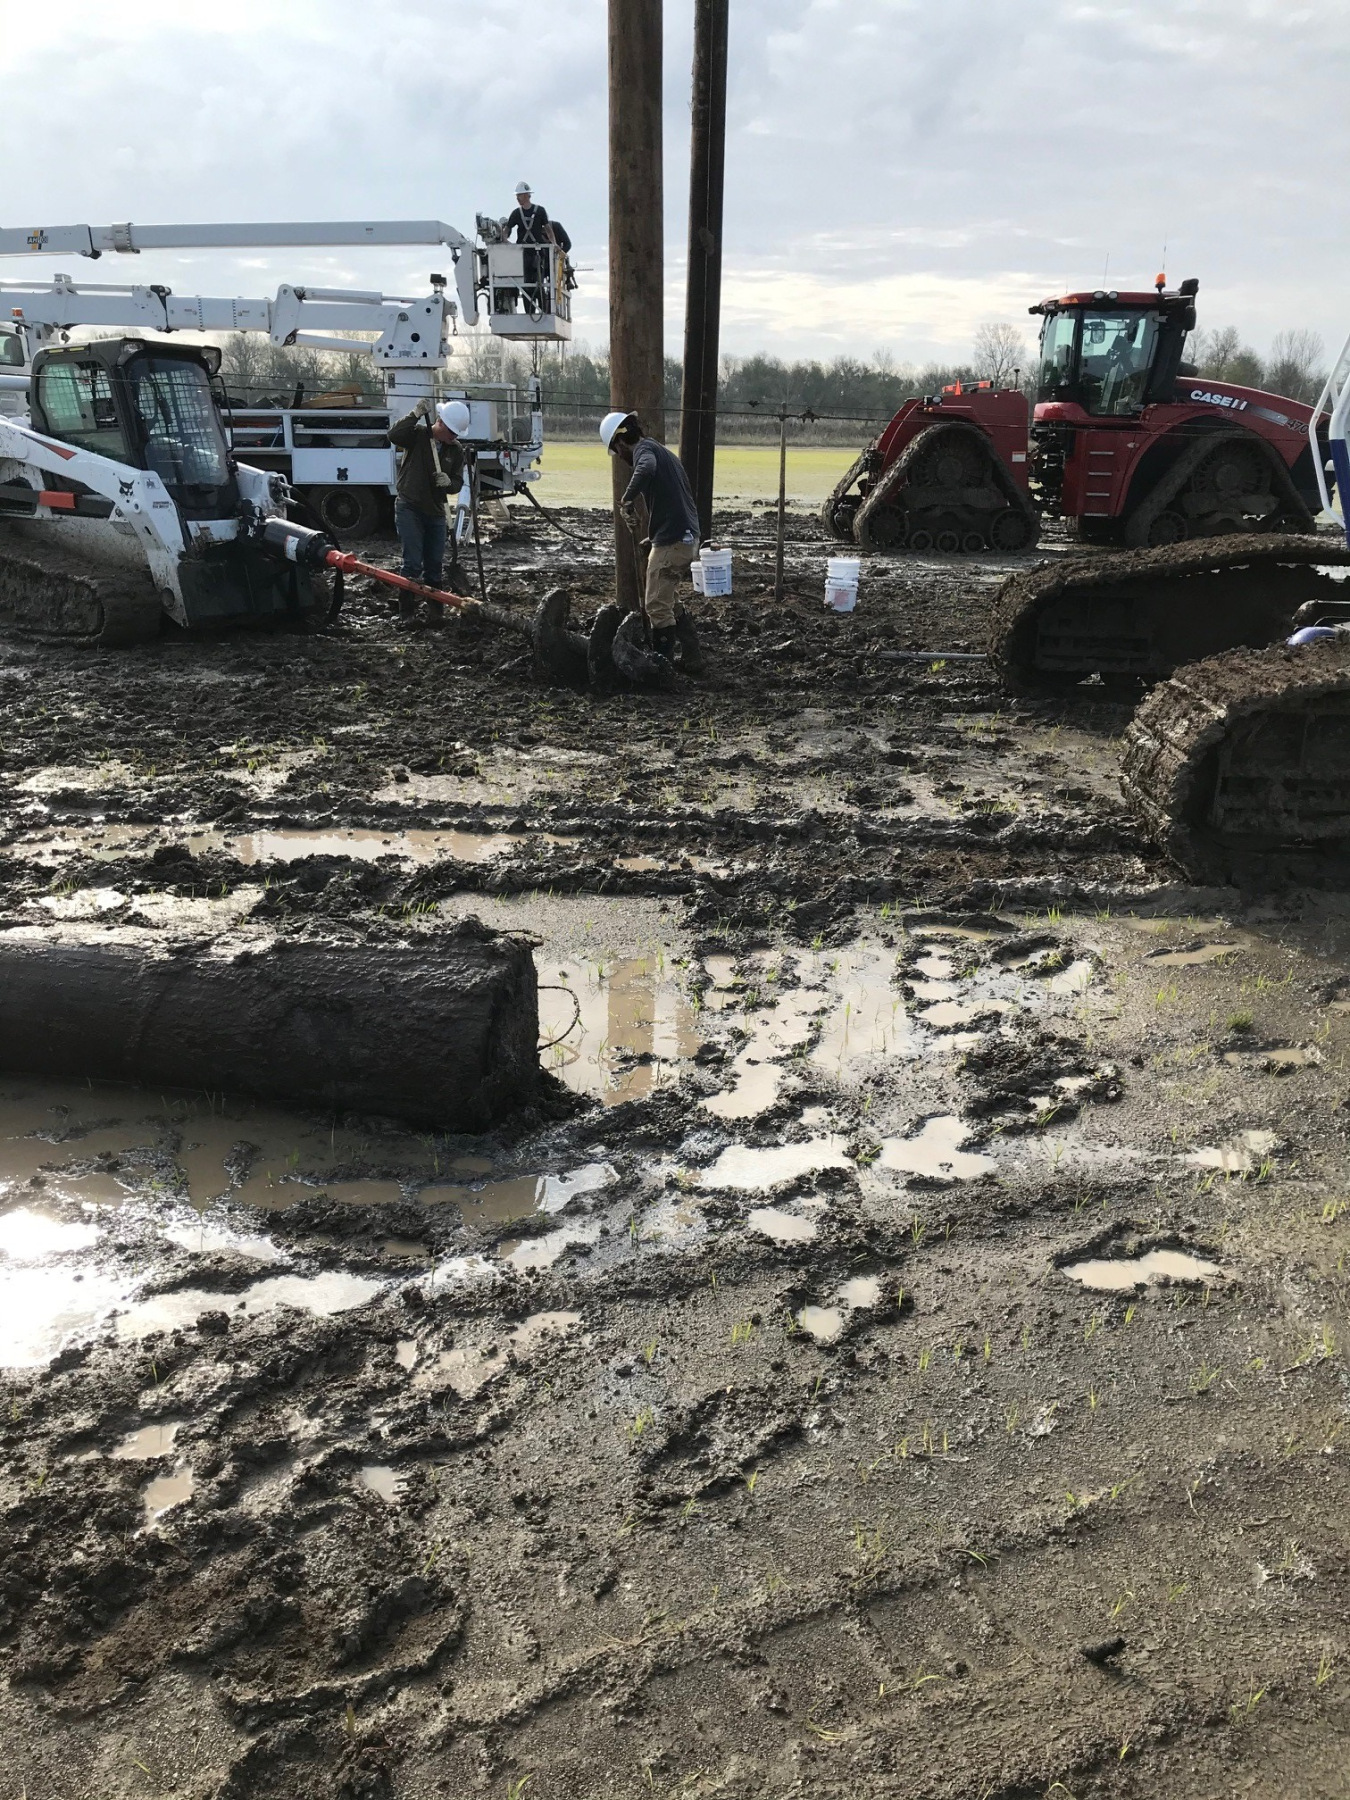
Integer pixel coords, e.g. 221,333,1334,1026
1189,389,1249,413
118,479,135,498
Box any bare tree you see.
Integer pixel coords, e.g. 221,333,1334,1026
1266,328,1325,404
1195,324,1242,377
1193,324,1266,389
971,322,1026,388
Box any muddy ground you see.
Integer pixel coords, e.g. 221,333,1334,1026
1,505,1349,1799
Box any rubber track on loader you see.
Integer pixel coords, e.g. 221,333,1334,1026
1121,638,1350,886
989,535,1350,691
0,542,164,647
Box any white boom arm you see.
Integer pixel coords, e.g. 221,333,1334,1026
0,220,482,326
2,275,456,408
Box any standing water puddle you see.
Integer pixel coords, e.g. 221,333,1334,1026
797,1275,887,1342
1063,1248,1230,1290
357,1465,401,1503
113,1422,179,1460
1184,1129,1280,1174
422,1162,615,1224
115,1272,385,1340
20,825,577,867
701,1137,852,1191
747,1206,817,1244
878,1116,996,1182
1148,942,1242,967
141,1467,196,1525
539,954,699,1105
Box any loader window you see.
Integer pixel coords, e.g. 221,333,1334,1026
128,357,230,495
34,361,128,461
1079,310,1160,416
0,331,25,368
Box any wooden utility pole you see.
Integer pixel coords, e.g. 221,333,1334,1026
609,0,665,612
774,405,788,604
678,0,729,542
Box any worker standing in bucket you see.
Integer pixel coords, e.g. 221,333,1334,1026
600,410,702,668
387,399,469,619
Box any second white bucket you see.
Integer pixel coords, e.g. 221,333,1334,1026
691,559,706,593
700,546,733,596
825,555,861,613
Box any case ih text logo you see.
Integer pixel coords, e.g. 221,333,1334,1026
1190,389,1249,412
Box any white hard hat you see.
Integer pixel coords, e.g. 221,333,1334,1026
600,409,636,452
437,400,471,435
515,180,532,195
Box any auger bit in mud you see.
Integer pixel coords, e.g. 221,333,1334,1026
531,590,685,694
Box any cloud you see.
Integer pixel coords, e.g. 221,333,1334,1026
1,1,1346,369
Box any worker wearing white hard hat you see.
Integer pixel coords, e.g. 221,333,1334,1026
602,411,703,671
504,183,558,316
386,395,469,616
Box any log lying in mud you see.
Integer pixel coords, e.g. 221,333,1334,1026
0,919,538,1130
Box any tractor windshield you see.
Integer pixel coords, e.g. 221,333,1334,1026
1036,306,1163,415
1037,312,1079,402
1078,310,1160,415
128,357,231,495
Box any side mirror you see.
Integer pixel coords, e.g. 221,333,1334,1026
198,345,223,378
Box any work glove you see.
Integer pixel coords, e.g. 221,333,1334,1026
415,396,434,419
620,502,640,534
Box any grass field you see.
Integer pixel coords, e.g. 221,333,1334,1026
531,440,856,511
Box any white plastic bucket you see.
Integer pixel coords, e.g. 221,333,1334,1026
700,546,733,596
691,558,705,593
825,555,860,613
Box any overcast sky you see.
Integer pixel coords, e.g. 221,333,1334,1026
2,0,1347,372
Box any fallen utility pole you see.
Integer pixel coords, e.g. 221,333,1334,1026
678,0,729,542
609,0,665,614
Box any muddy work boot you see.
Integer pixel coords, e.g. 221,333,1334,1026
612,612,676,691
674,606,704,675
651,624,678,663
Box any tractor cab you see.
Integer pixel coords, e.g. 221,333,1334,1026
1030,279,1199,420
27,337,239,521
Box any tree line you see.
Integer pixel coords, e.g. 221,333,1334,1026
214,316,1331,442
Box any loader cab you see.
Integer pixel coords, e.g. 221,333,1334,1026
1032,282,1199,419
28,338,239,520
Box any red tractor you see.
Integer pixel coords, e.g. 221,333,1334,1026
823,380,1038,553
825,278,1330,555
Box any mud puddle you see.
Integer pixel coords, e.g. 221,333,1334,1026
141,1466,196,1525
796,1274,887,1342
1063,1247,1231,1290
877,1114,996,1181
422,1161,616,1224
17,823,576,867
413,1308,582,1395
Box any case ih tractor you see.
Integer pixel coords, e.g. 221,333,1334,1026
825,277,1329,556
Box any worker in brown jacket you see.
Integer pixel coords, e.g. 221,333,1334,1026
387,399,470,613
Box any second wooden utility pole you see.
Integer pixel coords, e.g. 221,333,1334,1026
608,0,665,614
678,0,729,543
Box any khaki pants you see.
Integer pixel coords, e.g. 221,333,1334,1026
644,539,697,629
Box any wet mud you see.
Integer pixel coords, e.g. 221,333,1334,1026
2,507,1349,1798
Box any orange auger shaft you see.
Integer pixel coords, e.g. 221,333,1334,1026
322,550,477,610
